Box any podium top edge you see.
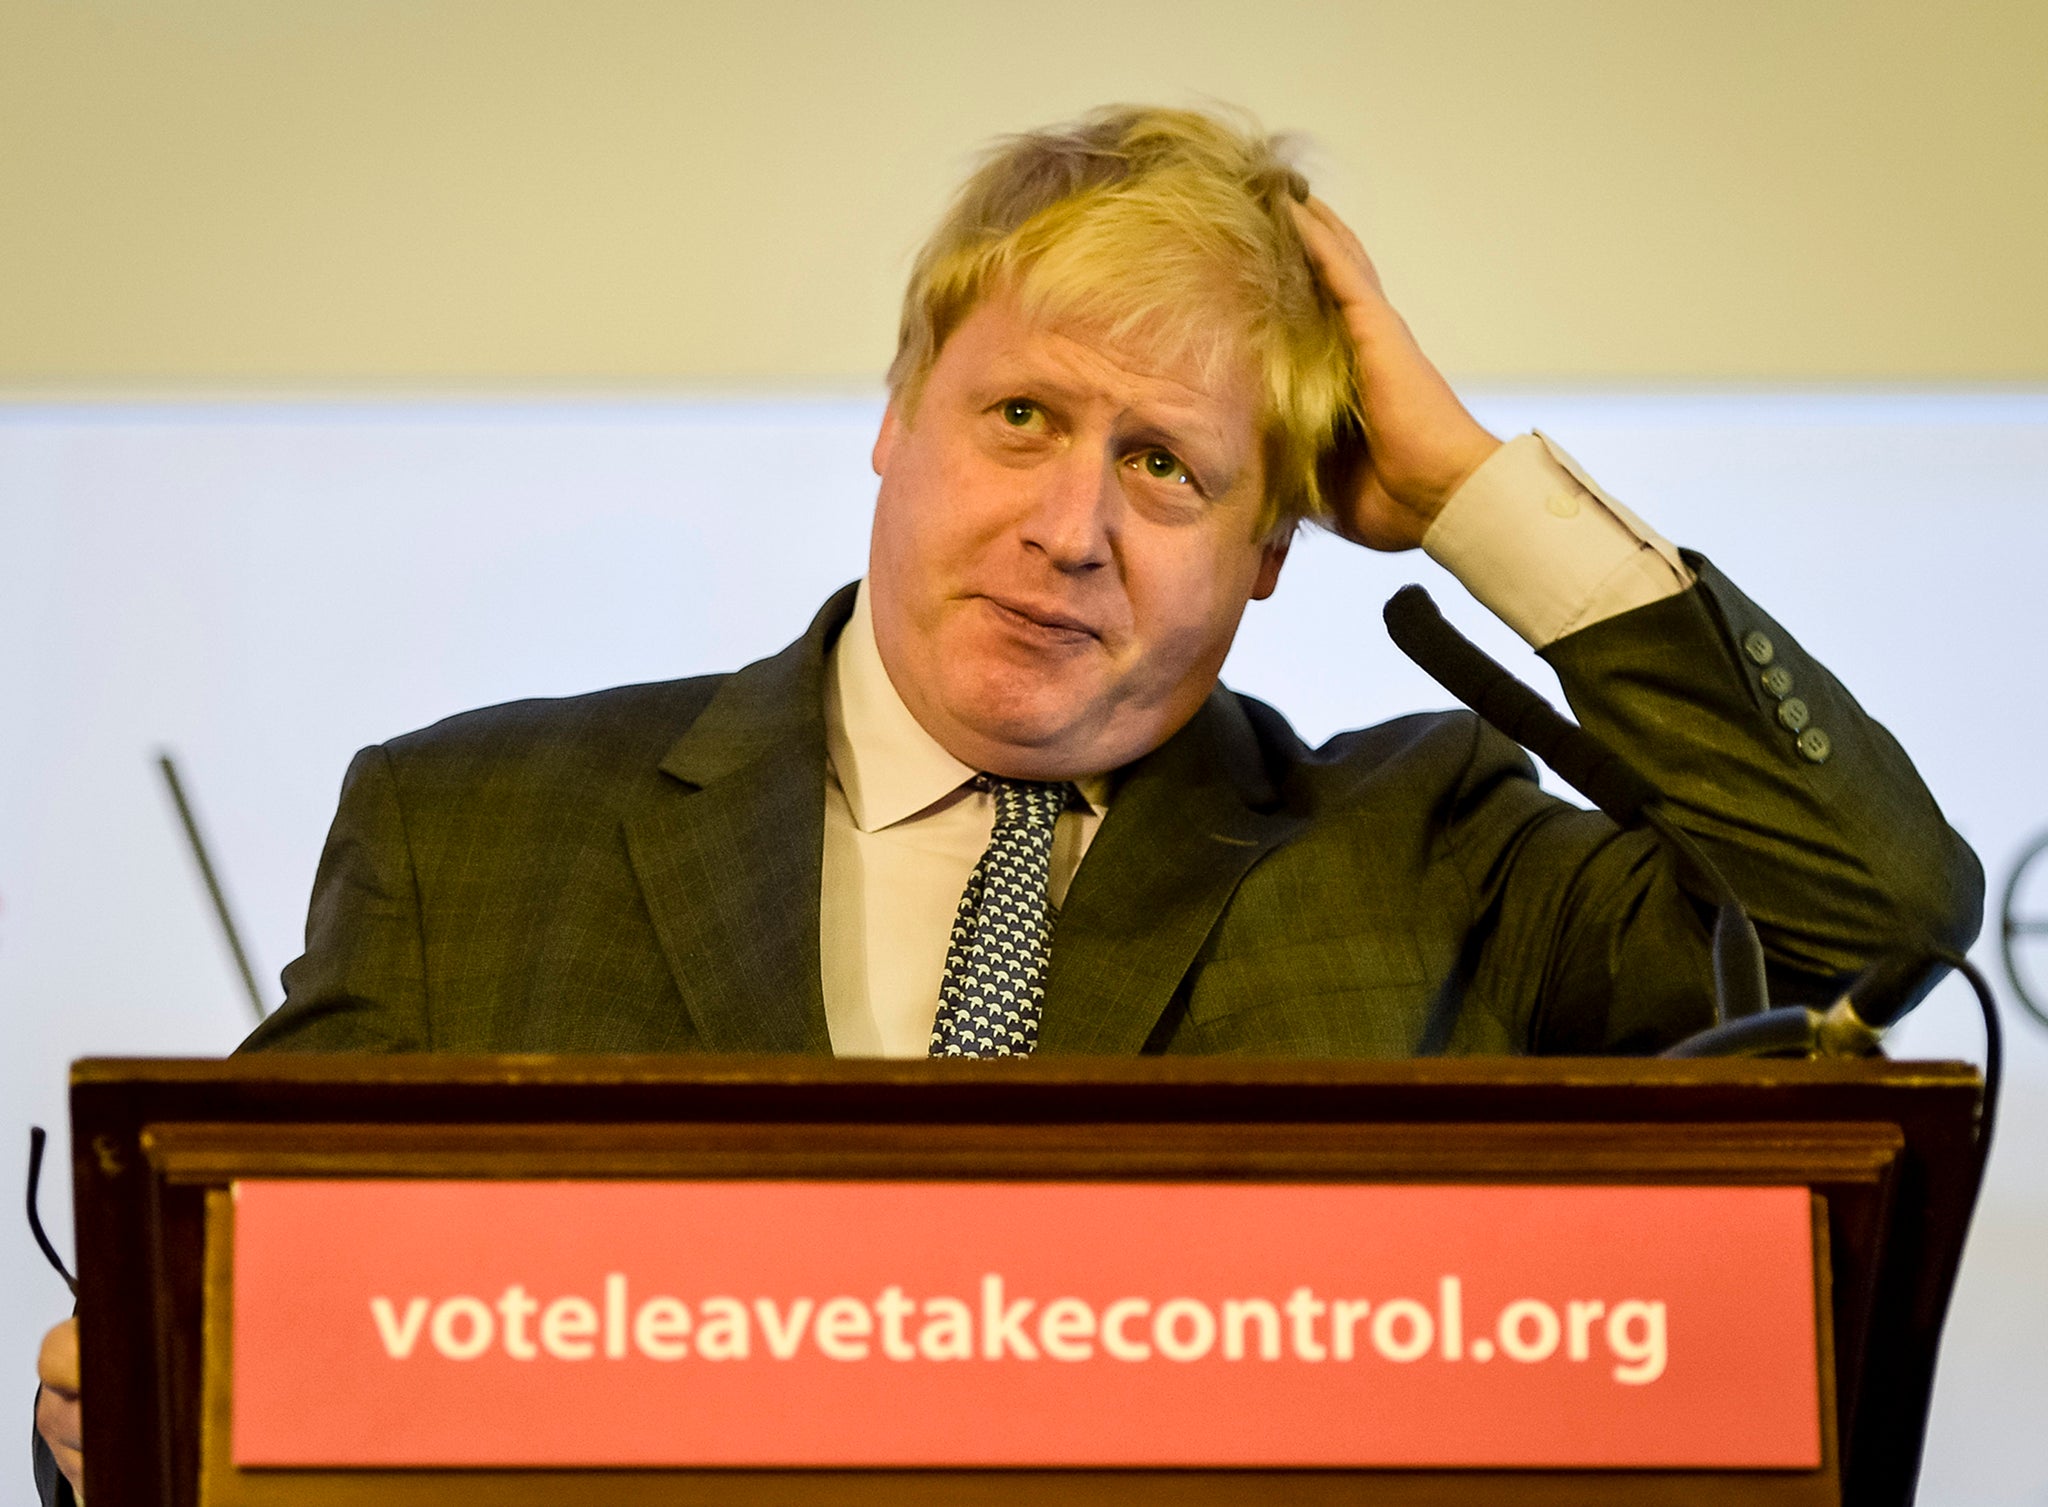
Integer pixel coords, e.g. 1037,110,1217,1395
67,1053,1982,1091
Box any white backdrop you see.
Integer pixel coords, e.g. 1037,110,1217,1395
4,392,2045,1503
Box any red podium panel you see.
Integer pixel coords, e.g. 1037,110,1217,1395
66,1055,1985,1506
231,1179,1819,1470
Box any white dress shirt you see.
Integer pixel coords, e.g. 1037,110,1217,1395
820,431,1691,1057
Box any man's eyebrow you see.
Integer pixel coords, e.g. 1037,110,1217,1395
1125,414,1227,455
970,370,1237,449
963,367,1094,408
1128,408,1247,473
968,359,1230,417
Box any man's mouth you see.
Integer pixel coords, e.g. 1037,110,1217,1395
979,595,1101,643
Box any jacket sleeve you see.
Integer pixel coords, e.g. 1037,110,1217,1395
1479,552,1982,1053
238,745,433,1052
1441,548,1982,1056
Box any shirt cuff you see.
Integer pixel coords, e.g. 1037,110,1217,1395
1420,431,1694,648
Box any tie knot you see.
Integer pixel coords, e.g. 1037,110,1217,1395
975,775,1072,832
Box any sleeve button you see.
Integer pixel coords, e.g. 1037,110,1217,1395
1777,696,1810,733
1761,665,1794,698
1743,630,1776,666
1797,727,1832,764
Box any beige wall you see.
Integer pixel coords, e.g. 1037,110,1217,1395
2,0,2043,387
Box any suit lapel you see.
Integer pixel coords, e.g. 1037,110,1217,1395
620,587,857,1055
1038,687,1306,1053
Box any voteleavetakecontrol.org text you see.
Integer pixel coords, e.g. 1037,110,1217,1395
370,1274,1668,1384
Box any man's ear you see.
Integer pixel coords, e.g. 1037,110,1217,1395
871,397,903,477
1250,534,1291,601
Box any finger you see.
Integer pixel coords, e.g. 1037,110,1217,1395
1290,201,1386,310
1299,196,1385,295
37,1385,83,1453
39,1318,81,1393
1290,197,1352,269
51,1441,86,1501
1290,202,1387,312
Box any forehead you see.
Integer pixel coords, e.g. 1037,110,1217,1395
936,293,1262,434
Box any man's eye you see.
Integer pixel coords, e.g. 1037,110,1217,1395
1134,449,1192,485
999,400,1040,428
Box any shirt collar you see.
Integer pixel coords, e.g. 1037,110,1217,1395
824,580,1110,833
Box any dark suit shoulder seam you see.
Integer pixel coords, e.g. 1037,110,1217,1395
370,741,436,1051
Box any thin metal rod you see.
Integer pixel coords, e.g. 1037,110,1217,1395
156,752,268,1021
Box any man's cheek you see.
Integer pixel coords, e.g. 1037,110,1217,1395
1117,614,1219,700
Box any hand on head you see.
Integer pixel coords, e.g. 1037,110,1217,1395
1288,195,1501,551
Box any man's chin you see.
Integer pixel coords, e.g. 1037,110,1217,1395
937,701,1117,781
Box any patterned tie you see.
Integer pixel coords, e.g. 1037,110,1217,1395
928,776,1073,1057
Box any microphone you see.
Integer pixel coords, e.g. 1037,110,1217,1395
1382,585,1769,1025
1661,949,1941,1058
1376,589,1994,1141
1382,586,1655,826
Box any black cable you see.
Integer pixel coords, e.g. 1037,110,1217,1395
1639,809,1770,1024
26,1128,78,1297
1930,950,2002,1195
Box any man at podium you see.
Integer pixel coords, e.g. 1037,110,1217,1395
32,105,1980,1502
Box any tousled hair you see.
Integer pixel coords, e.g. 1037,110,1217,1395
887,104,1360,541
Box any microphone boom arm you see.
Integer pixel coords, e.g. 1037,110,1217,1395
1382,584,1768,1024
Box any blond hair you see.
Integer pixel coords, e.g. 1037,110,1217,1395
888,104,1359,541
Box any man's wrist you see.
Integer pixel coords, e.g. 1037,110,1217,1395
1421,432,1693,648
1429,431,1505,516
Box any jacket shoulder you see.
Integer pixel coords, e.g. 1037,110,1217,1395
377,675,728,793
1232,692,1538,807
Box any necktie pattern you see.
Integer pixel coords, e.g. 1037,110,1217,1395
928,776,1072,1057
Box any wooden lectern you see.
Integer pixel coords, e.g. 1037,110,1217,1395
68,1055,1983,1506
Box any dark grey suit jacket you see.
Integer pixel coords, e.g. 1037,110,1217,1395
244,559,1980,1058
26,559,1988,1507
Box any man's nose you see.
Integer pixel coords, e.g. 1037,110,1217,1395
1018,445,1116,572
